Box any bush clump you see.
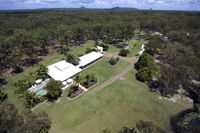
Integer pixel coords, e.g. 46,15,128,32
109,57,119,66
119,49,130,57
81,73,98,88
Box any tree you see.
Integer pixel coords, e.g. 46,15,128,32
0,101,51,133
83,73,98,88
57,25,73,51
36,64,48,79
0,78,7,87
136,67,155,82
119,127,137,133
24,92,42,108
16,110,51,133
135,53,156,70
172,111,200,133
0,88,7,104
136,120,166,133
119,49,130,57
0,101,23,133
12,65,23,74
14,79,32,96
74,74,83,86
65,54,80,66
45,79,63,101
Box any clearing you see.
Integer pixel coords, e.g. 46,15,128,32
35,69,191,133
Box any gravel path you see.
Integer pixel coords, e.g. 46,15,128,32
90,52,138,94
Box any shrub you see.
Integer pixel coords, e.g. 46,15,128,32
0,78,7,87
85,47,97,54
83,73,98,88
136,120,166,133
12,65,23,74
109,57,119,65
115,43,128,48
119,49,130,57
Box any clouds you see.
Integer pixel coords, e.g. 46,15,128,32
0,0,199,10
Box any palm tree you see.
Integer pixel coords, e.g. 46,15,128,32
74,75,82,87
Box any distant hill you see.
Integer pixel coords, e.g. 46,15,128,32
110,7,138,11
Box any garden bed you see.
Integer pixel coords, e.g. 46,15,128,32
81,81,97,89
67,85,84,99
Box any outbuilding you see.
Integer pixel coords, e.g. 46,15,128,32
77,51,103,68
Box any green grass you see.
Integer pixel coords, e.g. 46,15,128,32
107,45,121,53
35,69,190,133
80,57,129,89
69,40,95,56
128,40,144,57
106,40,145,58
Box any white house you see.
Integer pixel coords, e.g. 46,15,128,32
47,60,82,82
47,52,103,82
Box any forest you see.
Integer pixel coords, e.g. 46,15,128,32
0,9,200,133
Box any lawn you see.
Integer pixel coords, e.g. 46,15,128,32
128,40,144,57
107,45,121,53
106,40,145,58
69,40,95,56
80,57,129,89
35,69,191,133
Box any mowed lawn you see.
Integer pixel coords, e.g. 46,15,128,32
80,57,129,89
69,40,95,56
128,40,144,57
35,69,191,133
106,40,145,58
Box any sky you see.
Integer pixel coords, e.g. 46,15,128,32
0,0,200,10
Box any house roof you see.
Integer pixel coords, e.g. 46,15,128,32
77,52,103,68
47,60,82,81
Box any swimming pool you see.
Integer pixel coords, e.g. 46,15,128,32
36,89,47,96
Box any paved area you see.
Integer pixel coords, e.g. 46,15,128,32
90,52,139,94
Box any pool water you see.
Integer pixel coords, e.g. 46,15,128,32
36,89,47,96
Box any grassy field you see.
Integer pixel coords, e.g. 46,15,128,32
106,40,145,58
4,39,190,133
128,40,144,57
79,57,129,89
69,40,95,56
35,69,191,133
107,45,121,53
